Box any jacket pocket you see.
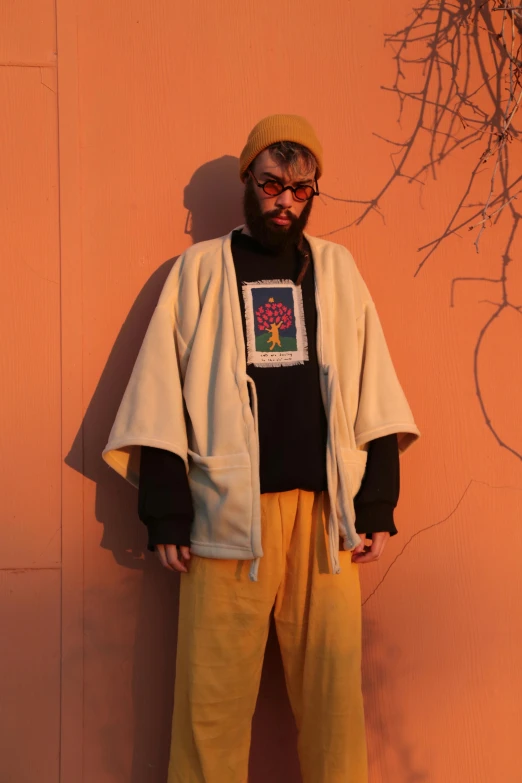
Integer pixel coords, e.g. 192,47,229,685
340,447,368,498
187,450,254,553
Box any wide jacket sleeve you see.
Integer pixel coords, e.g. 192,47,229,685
101,255,192,487
354,294,420,454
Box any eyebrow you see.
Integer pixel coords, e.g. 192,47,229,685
259,171,314,185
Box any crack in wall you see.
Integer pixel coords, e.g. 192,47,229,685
362,478,522,606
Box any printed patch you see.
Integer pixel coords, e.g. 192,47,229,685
242,280,309,367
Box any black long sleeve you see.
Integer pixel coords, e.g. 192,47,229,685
138,433,400,550
138,446,194,552
353,433,400,538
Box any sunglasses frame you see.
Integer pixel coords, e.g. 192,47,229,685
248,169,320,202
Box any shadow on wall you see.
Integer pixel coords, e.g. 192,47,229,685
66,155,244,565
64,154,301,783
362,616,429,783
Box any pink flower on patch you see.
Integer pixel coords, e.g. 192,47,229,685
255,299,294,333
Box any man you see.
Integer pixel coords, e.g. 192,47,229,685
103,114,420,783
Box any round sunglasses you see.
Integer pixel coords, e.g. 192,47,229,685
248,170,319,202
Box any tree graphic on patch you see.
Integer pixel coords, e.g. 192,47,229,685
243,281,309,368
255,297,296,352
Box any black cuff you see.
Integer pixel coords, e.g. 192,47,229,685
145,515,192,552
354,501,398,538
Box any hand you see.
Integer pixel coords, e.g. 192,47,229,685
350,532,390,564
155,544,191,573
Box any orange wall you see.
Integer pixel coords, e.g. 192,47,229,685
2,1,522,782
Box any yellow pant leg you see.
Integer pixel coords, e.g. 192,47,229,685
274,490,368,783
167,492,288,783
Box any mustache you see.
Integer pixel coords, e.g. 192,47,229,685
265,208,297,221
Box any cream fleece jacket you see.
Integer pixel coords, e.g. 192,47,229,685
102,226,420,580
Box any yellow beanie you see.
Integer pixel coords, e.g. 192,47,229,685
239,114,323,181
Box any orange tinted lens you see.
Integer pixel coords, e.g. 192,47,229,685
263,181,281,196
295,186,313,201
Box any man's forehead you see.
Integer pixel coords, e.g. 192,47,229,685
253,149,315,181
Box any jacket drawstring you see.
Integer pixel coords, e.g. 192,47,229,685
246,376,262,582
249,557,260,582
324,365,359,575
323,366,340,575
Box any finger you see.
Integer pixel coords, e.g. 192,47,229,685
351,548,378,563
352,533,389,563
155,544,171,570
165,545,188,573
369,532,389,559
156,544,186,572
179,546,191,561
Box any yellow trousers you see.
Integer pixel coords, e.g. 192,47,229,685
168,489,368,783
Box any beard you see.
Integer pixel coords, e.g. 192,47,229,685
242,178,314,253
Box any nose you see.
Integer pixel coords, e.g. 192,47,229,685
275,187,294,210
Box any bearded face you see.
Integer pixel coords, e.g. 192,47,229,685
242,149,316,252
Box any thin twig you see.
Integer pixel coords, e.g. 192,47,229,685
467,189,520,230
